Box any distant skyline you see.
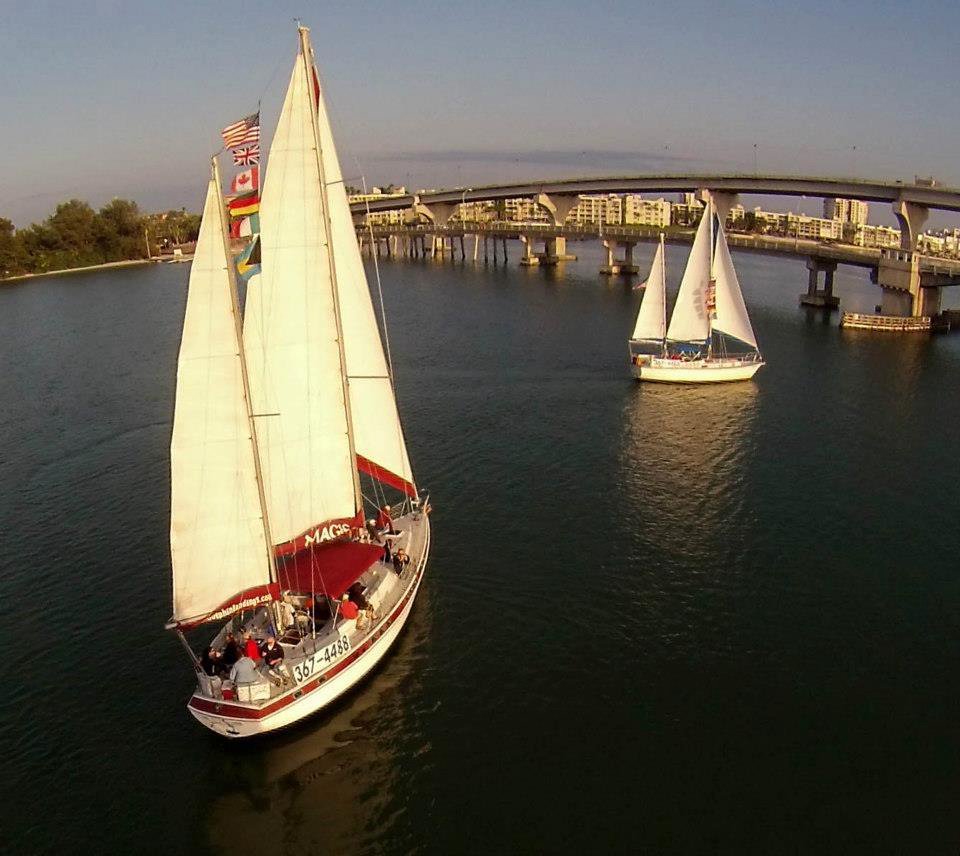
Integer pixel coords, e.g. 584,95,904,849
3,0,959,227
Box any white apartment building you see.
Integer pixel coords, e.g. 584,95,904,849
853,223,901,249
622,196,671,227
823,197,869,225
349,187,408,226
502,197,549,223
565,195,623,226
785,213,843,241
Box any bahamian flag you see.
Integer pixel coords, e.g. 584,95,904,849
235,234,261,282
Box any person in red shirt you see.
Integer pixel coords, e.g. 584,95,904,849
339,593,359,620
376,504,396,534
243,630,260,660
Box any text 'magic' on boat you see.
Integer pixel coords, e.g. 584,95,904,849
166,26,431,738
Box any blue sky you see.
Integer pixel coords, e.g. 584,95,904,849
2,0,959,226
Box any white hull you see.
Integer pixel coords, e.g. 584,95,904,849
632,357,763,383
187,515,430,739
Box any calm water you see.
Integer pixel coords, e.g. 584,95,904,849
2,244,959,854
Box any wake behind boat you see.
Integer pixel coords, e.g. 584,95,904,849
166,26,431,739
628,200,765,383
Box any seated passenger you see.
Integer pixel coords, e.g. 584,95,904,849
347,582,369,609
229,653,259,686
243,631,261,661
200,646,222,677
221,632,240,668
260,634,285,676
339,592,359,621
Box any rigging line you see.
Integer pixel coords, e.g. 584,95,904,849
357,168,396,383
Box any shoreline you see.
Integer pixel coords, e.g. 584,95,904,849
1,258,159,284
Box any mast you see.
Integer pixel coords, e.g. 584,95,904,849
707,198,714,358
212,156,278,584
660,232,667,356
299,25,363,515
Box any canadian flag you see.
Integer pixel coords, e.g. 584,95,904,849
230,166,259,195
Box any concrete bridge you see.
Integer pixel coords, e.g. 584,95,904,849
350,174,960,317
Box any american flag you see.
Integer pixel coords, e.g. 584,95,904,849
232,145,260,166
221,113,260,148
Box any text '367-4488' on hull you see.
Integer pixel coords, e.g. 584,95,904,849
165,25,432,738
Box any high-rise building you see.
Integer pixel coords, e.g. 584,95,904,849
622,196,671,227
823,197,869,225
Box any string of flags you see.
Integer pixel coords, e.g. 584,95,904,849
221,114,262,281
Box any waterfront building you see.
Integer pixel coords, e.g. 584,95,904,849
349,187,409,226
502,197,550,224
566,194,624,226
853,223,901,249
785,213,843,241
622,196,671,228
671,192,705,226
823,197,869,225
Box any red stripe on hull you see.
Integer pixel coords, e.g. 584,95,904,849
188,562,423,722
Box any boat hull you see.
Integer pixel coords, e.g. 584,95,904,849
632,357,763,383
186,516,430,739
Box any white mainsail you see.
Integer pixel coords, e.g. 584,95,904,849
170,178,271,623
712,223,759,350
310,46,416,494
666,205,712,343
631,237,666,341
243,47,360,545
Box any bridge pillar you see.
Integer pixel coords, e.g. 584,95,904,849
519,234,541,266
600,240,639,276
800,257,839,309
892,200,929,251
412,196,458,227
541,235,576,265
536,193,580,227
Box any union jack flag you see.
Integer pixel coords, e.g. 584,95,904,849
232,145,260,166
221,113,260,148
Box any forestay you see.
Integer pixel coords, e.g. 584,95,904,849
243,49,359,546
310,54,417,497
666,207,712,343
170,179,271,625
631,239,666,341
712,223,759,350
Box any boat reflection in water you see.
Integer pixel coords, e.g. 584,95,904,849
617,382,760,656
203,584,434,853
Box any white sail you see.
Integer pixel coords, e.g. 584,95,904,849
631,238,666,341
712,223,759,350
666,207,712,342
244,49,358,545
170,179,271,623
310,44,416,494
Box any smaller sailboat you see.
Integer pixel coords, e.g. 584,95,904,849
628,201,764,383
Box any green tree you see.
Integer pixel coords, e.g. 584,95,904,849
96,198,145,261
0,217,27,276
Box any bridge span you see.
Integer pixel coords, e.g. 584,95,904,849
351,173,960,319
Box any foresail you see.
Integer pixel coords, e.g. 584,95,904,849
712,223,759,349
631,240,666,341
666,209,712,342
244,50,358,546
311,51,416,497
170,179,271,625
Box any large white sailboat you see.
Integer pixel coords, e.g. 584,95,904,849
166,27,431,739
628,201,764,383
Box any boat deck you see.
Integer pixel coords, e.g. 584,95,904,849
195,509,429,707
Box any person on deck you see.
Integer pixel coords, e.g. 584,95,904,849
243,631,260,661
260,634,285,682
376,504,397,535
392,549,410,575
339,592,359,621
220,632,239,671
199,646,222,676
229,653,259,686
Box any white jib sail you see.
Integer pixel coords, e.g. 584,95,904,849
170,179,271,623
244,50,358,544
311,47,415,492
631,238,666,341
666,207,712,342
712,223,759,350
